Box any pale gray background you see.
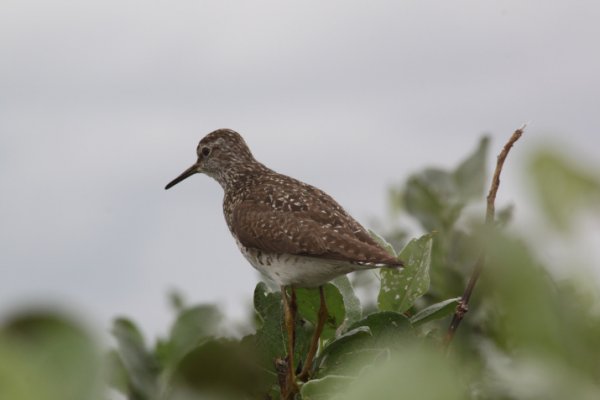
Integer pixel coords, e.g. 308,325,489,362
1,0,598,337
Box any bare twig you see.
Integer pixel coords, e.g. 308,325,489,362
444,125,525,349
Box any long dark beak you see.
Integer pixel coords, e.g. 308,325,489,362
165,163,200,190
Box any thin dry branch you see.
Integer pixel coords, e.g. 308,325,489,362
444,125,525,349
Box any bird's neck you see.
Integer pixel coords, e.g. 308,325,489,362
220,161,270,232
214,159,269,192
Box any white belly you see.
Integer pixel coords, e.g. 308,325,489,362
236,240,364,287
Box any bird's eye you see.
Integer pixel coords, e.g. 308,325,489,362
201,147,211,157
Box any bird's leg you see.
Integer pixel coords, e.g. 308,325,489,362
281,286,298,396
298,285,328,381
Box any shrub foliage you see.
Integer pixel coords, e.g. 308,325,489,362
2,136,600,400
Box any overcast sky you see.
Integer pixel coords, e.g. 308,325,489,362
1,0,599,338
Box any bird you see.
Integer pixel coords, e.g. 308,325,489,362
165,129,403,396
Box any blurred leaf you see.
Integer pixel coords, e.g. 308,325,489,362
409,297,461,326
453,136,489,201
105,350,129,395
529,149,600,230
403,136,488,232
480,233,600,397
0,312,100,400
112,318,160,400
427,229,480,302
172,338,273,399
296,284,345,341
331,276,362,328
495,204,514,228
488,233,600,387
341,346,467,400
300,375,353,400
153,338,171,371
403,168,462,231
483,233,567,357
168,290,186,312
486,355,600,400
378,234,433,313
167,304,223,366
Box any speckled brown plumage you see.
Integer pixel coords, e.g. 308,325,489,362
166,128,403,287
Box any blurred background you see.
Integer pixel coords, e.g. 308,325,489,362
1,0,599,340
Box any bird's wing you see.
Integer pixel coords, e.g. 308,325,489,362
232,201,402,266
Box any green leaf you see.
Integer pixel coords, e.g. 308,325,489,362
331,276,362,327
105,350,129,394
496,204,514,228
484,233,568,357
167,304,223,366
318,312,412,377
403,168,461,231
341,347,467,400
347,312,413,343
296,284,345,341
253,283,314,376
253,282,285,366
172,338,273,398
378,234,434,313
453,136,489,201
402,136,489,232
167,289,186,312
529,149,600,231
410,297,461,326
0,313,101,400
112,318,160,400
300,375,354,400
316,327,373,376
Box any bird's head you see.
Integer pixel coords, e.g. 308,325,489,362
165,128,256,190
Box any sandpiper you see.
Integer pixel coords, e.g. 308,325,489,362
165,129,403,396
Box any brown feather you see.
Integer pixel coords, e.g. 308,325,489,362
229,177,402,267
